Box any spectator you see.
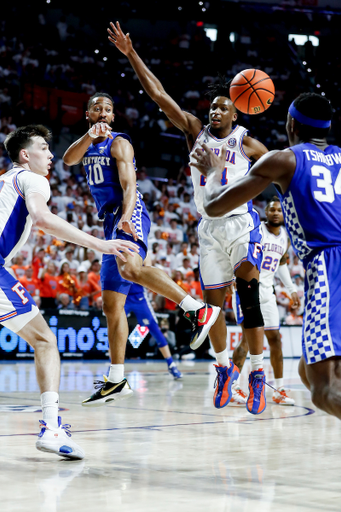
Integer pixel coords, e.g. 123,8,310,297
57,293,76,310
39,261,59,309
11,254,27,279
19,266,40,297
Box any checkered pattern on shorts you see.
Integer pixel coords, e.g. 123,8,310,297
132,193,144,241
303,252,334,364
282,192,312,260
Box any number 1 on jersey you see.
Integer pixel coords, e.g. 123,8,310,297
200,167,228,186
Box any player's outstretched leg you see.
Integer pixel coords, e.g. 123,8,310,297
36,416,85,459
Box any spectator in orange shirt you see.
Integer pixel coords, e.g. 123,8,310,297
87,260,101,302
19,266,40,297
11,254,27,280
32,247,45,279
77,265,101,309
57,261,80,302
40,261,59,309
185,269,203,301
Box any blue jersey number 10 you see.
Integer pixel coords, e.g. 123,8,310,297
88,164,104,186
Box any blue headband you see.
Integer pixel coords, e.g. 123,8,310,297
288,102,331,129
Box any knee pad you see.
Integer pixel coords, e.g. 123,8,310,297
236,277,264,329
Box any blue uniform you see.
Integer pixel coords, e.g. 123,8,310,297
124,282,167,348
83,134,151,295
277,143,341,364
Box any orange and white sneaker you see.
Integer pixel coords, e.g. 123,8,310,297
229,386,247,406
272,388,295,406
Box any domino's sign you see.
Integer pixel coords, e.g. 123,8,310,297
0,310,148,360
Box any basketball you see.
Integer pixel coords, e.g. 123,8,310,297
229,69,275,115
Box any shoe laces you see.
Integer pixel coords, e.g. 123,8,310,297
38,419,72,438
93,379,106,390
183,310,198,332
251,373,265,401
213,366,226,389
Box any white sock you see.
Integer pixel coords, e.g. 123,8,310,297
41,391,59,429
275,378,284,390
215,348,230,368
250,353,264,372
108,364,124,383
179,295,202,312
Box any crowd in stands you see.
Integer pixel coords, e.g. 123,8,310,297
1,2,338,329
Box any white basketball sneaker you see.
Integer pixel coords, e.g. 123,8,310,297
272,388,295,406
229,385,248,406
36,417,85,459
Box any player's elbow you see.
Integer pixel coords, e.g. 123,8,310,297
204,199,227,218
32,211,54,231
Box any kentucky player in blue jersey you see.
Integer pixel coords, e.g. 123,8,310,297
63,93,218,406
2,124,139,459
192,92,341,421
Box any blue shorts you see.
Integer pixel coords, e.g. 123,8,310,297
303,247,341,364
0,266,39,332
125,290,167,348
101,197,151,295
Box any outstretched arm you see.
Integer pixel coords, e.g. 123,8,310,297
26,193,139,261
191,143,296,217
107,21,202,139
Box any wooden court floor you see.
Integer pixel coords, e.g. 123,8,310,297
0,359,340,512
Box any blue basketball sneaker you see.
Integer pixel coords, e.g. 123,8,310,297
246,369,267,415
213,361,240,408
36,416,85,459
168,363,182,380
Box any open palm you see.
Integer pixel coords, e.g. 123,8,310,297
107,21,133,55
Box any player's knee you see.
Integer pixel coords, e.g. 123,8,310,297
311,384,330,411
236,277,264,329
118,261,141,283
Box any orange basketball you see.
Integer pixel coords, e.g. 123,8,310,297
229,69,275,115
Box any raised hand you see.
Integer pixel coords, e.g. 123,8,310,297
88,122,113,139
107,21,133,56
191,143,227,177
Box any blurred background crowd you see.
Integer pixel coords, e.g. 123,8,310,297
1,1,339,334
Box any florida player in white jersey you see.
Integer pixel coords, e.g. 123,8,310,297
108,22,269,415
232,198,300,405
192,92,341,421
63,93,219,407
2,125,139,459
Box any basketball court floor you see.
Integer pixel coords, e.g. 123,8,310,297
0,358,340,512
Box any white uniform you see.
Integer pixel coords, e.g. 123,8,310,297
189,125,263,289
0,168,50,332
232,222,288,329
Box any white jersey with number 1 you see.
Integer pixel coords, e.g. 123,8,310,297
189,124,252,219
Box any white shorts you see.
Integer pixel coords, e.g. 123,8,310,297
198,210,263,290
232,284,280,330
0,265,40,333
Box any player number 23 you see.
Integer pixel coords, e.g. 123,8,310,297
311,164,341,203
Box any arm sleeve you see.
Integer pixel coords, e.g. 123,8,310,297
276,264,297,296
17,171,51,203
